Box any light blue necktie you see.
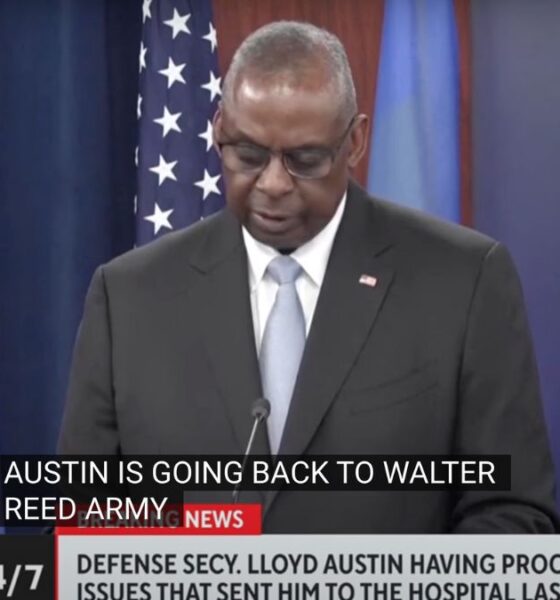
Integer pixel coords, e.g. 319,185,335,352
259,256,306,454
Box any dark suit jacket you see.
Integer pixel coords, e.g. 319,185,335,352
59,181,558,533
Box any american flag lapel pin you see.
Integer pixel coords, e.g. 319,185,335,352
359,274,378,288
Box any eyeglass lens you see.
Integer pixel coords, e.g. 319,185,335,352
222,144,333,178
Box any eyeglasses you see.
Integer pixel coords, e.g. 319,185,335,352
216,115,357,180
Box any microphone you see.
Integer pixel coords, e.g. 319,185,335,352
232,398,270,504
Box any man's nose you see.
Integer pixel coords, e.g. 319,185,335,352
255,154,294,197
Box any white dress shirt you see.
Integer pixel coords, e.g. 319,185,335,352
242,192,347,354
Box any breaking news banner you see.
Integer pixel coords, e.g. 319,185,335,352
3,533,560,600
2,455,557,600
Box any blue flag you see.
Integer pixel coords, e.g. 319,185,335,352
136,0,224,245
367,0,460,222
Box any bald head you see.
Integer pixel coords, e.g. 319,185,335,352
222,21,357,123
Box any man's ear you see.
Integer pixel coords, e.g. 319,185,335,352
347,114,369,168
212,103,223,150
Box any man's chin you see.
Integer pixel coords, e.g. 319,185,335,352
250,230,299,250
246,216,304,249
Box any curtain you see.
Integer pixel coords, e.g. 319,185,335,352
0,0,141,454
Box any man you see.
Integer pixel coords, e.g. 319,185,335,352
59,22,558,533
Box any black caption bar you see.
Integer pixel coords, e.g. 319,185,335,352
0,455,510,527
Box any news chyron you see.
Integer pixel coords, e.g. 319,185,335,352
3,455,559,600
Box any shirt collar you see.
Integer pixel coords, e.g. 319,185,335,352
243,191,347,290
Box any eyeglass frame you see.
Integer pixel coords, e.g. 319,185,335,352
215,114,358,180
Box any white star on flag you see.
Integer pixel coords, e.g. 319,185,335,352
158,58,186,89
201,71,221,101
154,106,182,137
164,9,191,39
149,155,178,186
139,42,147,72
142,0,152,23
144,203,173,235
195,169,221,200
202,23,218,52
137,94,142,119
198,120,213,152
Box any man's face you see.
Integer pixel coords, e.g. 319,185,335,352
214,74,367,249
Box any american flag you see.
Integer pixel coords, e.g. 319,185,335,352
135,0,224,245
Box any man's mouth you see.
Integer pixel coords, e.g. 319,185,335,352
252,210,295,233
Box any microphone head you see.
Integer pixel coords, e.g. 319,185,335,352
251,398,271,420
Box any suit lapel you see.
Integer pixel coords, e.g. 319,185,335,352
190,210,270,461
264,183,395,514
